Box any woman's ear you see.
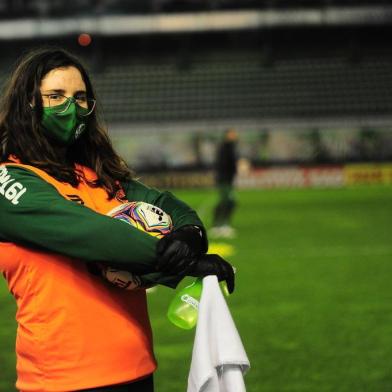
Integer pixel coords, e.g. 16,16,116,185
29,94,36,109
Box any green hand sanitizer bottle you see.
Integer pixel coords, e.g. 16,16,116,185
167,278,202,330
167,277,229,329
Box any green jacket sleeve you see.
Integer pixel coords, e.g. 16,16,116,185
0,166,159,275
122,179,208,252
121,180,208,287
120,179,209,287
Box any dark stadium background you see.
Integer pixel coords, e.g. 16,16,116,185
1,1,392,391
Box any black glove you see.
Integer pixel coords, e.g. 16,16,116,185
156,225,207,275
189,254,235,294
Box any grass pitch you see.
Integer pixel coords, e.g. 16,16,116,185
1,186,392,391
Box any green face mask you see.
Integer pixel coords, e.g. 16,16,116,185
41,99,89,146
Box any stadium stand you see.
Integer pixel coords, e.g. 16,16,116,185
1,0,392,128
1,43,391,125
92,48,392,124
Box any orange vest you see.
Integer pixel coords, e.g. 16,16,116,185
0,163,156,392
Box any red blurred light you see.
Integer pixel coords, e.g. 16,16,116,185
78,33,92,47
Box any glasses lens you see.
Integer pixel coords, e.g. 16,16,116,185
79,99,96,116
45,95,71,114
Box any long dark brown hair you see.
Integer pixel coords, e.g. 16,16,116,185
0,47,132,198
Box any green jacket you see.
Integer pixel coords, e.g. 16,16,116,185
0,165,207,288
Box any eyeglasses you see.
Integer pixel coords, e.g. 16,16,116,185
41,94,96,116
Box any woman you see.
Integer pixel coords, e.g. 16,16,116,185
0,48,234,392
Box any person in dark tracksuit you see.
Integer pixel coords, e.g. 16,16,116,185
211,128,239,238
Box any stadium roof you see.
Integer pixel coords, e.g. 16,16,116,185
1,6,392,39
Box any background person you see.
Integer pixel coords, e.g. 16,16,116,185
210,128,239,238
0,47,234,392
